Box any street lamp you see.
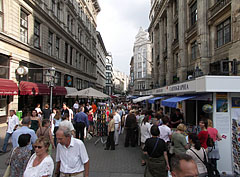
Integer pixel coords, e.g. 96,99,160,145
46,67,57,112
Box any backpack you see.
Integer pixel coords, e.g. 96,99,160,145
206,134,215,147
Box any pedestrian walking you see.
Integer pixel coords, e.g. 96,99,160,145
171,154,199,177
35,103,42,117
67,106,74,122
198,119,209,150
1,110,19,153
23,137,54,177
36,119,55,153
140,116,151,166
59,113,75,136
42,104,51,119
186,133,208,177
55,126,89,177
6,134,31,177
170,109,183,128
88,108,94,134
105,113,115,150
74,107,89,141
73,101,79,114
171,123,189,155
207,119,222,169
61,102,69,117
12,117,37,152
125,110,137,147
143,125,170,177
30,110,41,132
53,109,62,146
113,110,121,145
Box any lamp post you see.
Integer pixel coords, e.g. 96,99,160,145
46,67,56,112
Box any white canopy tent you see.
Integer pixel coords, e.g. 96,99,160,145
66,87,110,99
65,87,78,96
132,95,154,103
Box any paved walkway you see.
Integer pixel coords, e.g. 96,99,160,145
0,125,144,177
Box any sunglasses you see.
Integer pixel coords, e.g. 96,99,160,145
34,146,43,149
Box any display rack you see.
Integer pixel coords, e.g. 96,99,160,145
94,103,107,145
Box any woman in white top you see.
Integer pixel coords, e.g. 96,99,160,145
186,133,207,177
140,116,152,166
23,137,54,177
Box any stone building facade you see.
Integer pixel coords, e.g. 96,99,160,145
149,0,240,87
96,31,107,92
105,53,113,95
132,27,153,95
113,68,129,95
0,0,100,120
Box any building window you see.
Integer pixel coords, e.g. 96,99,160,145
190,1,197,26
71,18,74,32
65,43,68,63
56,37,60,59
0,0,3,31
48,31,53,56
138,71,142,78
20,10,28,43
138,62,142,68
33,20,40,48
57,2,61,19
78,25,81,41
191,40,198,60
79,53,82,69
67,14,71,31
217,18,231,48
51,0,55,13
70,46,73,65
76,78,82,90
175,23,178,40
174,0,178,15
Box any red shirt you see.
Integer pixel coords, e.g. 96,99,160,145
207,127,218,142
198,130,208,149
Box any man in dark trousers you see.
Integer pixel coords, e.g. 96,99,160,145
74,106,89,141
124,110,137,147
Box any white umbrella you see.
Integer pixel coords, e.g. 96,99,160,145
66,87,110,99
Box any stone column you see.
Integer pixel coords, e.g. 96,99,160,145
178,0,187,82
166,2,173,85
159,18,165,86
197,0,210,74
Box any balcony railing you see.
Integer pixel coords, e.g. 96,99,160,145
209,0,231,18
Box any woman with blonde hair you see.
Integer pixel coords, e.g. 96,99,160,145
207,119,222,169
171,123,189,155
23,137,54,177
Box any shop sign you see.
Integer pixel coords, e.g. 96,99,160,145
167,80,196,94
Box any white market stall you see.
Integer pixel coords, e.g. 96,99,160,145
142,76,240,175
66,87,110,99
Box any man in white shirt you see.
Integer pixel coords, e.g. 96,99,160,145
73,101,79,114
55,126,89,177
113,110,121,145
158,116,172,142
1,110,19,153
67,106,74,122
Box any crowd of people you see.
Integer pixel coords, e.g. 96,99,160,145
0,100,222,177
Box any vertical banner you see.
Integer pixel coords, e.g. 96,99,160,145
231,97,240,174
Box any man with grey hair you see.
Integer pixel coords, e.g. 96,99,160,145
11,116,37,152
171,153,199,177
55,126,89,177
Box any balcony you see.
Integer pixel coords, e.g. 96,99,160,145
208,0,231,19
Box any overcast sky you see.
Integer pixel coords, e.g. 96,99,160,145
97,0,150,75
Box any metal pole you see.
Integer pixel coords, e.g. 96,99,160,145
50,85,53,112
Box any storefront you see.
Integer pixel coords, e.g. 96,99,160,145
144,76,240,175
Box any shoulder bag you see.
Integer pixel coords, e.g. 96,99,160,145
190,148,220,177
3,147,17,177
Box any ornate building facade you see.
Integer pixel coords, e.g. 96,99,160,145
149,0,240,87
132,27,153,95
0,0,101,120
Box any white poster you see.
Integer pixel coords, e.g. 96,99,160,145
215,114,230,134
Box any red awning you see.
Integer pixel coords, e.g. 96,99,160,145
19,81,67,96
19,81,50,95
53,86,67,96
0,78,18,95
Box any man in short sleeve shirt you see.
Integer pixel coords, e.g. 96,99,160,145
56,126,89,177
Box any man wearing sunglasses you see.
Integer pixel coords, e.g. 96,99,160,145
55,126,89,177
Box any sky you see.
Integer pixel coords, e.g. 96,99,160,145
97,0,151,75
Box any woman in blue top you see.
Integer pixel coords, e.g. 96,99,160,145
53,109,62,146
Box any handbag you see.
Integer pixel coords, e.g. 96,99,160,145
190,148,220,177
3,147,17,177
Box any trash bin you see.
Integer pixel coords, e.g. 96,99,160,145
16,111,22,121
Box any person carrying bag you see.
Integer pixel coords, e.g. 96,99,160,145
3,147,17,177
